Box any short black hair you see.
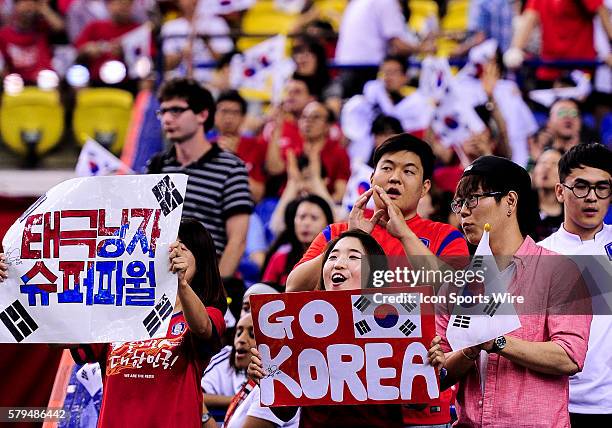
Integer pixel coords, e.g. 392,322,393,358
216,90,247,116
371,114,403,136
382,55,408,74
371,133,434,181
558,143,612,183
290,72,316,97
158,78,216,131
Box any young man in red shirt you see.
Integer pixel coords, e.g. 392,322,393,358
212,90,267,203
287,133,468,427
74,0,140,83
288,133,469,293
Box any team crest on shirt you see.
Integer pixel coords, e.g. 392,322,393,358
605,242,612,261
171,322,185,336
419,238,430,248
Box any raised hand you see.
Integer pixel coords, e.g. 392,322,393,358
169,241,189,285
0,253,7,282
247,347,266,384
348,188,386,234
374,185,410,240
427,335,446,370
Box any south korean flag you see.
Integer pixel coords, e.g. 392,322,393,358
351,294,421,339
446,224,521,351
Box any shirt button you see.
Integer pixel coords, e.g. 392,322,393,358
478,400,483,407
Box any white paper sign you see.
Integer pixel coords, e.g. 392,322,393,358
0,174,188,343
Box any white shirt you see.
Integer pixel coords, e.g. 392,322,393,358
224,385,300,428
539,223,612,414
335,0,417,65
161,15,233,83
201,346,246,397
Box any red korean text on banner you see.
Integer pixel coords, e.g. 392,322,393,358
250,287,439,407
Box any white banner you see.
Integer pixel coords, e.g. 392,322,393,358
0,174,188,343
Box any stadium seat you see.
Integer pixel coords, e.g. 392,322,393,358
73,88,133,155
0,87,64,158
238,1,297,51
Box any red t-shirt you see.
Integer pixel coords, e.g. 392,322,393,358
261,244,291,287
298,215,468,267
71,307,225,428
300,404,403,428
236,136,267,183
74,19,140,81
526,0,602,80
0,23,53,83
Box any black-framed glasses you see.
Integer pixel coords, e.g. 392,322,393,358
450,192,503,214
155,106,191,120
562,182,612,199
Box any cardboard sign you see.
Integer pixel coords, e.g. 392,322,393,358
0,174,188,343
251,287,439,407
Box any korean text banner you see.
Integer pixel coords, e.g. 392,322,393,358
250,287,439,407
0,174,188,343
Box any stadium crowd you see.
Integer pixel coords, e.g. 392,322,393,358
1,0,612,427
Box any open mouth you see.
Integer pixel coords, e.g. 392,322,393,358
386,187,402,198
331,273,347,285
235,348,249,357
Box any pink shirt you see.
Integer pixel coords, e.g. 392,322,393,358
437,236,591,428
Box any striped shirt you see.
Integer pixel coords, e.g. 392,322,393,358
148,144,253,255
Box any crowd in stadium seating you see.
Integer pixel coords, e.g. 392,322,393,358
1,0,612,427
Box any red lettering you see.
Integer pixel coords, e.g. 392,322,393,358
149,209,161,257
21,214,43,259
59,261,85,291
98,208,129,237
43,211,60,258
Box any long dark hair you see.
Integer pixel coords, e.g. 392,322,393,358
318,229,389,290
261,195,334,285
178,218,227,313
292,34,330,98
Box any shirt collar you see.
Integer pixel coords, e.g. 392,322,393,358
556,222,609,244
164,143,220,167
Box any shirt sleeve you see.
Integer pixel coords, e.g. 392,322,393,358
546,260,592,370
581,0,604,14
378,0,412,41
222,160,254,220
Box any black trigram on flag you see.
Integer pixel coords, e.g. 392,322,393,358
353,295,371,312
0,300,39,342
143,294,173,337
452,315,471,329
401,301,417,313
399,319,417,336
472,255,483,269
483,300,502,317
355,319,372,335
152,175,184,216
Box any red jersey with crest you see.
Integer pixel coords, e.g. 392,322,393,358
298,214,468,266
71,307,225,428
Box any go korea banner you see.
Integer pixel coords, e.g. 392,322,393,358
250,287,440,407
0,174,188,343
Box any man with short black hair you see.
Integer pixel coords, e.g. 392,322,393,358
148,78,252,278
547,98,582,153
539,143,612,427
439,155,592,427
213,90,266,203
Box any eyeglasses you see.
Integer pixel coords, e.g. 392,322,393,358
450,192,504,214
155,106,191,120
556,108,579,119
562,182,612,199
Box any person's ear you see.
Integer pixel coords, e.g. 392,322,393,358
554,182,565,204
505,191,518,216
420,179,431,198
196,109,208,127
